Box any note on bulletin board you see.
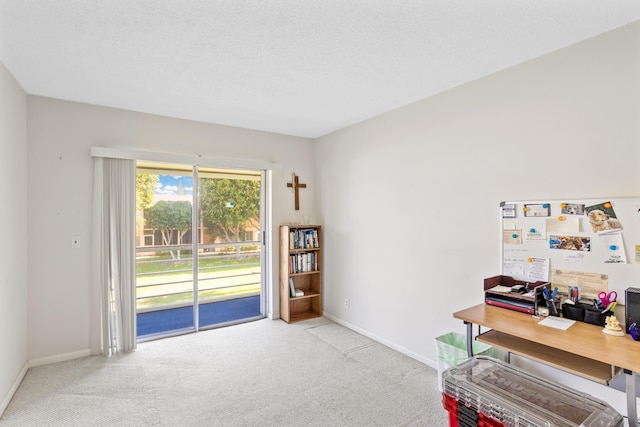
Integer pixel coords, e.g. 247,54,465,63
503,230,522,244
551,269,608,297
527,257,549,282
599,232,626,264
546,217,580,233
526,227,545,240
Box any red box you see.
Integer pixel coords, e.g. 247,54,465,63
478,413,505,427
442,393,458,426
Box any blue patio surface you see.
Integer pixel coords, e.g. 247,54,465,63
137,295,261,337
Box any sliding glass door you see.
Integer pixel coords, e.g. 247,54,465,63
135,163,264,340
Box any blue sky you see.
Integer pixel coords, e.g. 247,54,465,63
155,175,193,195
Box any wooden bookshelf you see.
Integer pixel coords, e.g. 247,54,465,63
280,225,322,323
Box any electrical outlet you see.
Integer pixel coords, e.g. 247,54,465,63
344,298,350,309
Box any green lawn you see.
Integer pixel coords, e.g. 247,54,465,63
136,254,260,309
137,254,260,275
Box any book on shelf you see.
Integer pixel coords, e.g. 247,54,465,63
289,228,319,249
288,278,304,298
289,252,318,274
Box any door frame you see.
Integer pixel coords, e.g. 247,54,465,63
129,156,273,340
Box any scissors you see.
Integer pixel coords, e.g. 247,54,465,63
598,291,617,307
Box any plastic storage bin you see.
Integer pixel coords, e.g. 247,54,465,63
436,332,493,391
441,356,623,427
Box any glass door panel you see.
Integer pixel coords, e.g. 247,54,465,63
136,164,195,339
197,168,263,328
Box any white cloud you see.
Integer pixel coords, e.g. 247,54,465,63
160,185,178,194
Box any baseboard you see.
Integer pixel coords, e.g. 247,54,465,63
28,349,91,368
322,312,438,370
0,361,28,418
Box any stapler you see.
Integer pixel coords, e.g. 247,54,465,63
511,284,526,293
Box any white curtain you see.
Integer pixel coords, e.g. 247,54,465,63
92,157,137,355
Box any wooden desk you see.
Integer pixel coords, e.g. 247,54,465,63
454,304,640,427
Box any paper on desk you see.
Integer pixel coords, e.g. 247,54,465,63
538,316,575,331
488,285,512,293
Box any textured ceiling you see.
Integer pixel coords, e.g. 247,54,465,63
1,1,640,138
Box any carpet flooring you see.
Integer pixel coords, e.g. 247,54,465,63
1,317,448,426
137,296,262,337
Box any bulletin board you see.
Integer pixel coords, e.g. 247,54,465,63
500,197,640,303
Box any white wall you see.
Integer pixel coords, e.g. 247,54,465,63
27,97,316,360
0,62,28,413
316,21,640,372
14,16,640,416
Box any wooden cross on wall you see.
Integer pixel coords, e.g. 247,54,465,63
286,173,306,210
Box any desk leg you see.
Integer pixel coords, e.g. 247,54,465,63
464,321,473,358
626,369,637,427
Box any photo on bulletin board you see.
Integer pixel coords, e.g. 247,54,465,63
585,201,622,233
524,204,550,217
549,235,591,251
561,203,585,215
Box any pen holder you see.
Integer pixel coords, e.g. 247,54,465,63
545,299,561,317
562,302,612,327
534,284,557,316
